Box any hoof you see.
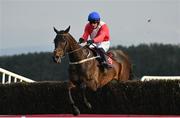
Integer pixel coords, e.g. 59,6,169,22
85,102,92,109
73,106,80,116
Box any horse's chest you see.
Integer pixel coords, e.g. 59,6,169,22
69,66,85,79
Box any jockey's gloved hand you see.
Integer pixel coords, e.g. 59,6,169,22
87,40,94,45
79,38,84,44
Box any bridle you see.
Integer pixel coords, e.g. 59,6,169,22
54,33,100,64
54,33,68,58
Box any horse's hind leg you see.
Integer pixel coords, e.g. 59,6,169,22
68,82,80,116
80,83,92,109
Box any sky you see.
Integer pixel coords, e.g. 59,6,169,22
0,0,180,56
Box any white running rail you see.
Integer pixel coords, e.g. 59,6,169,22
0,68,35,84
141,76,180,81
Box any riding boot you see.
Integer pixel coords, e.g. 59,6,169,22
97,48,112,68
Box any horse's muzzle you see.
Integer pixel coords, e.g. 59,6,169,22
52,56,61,63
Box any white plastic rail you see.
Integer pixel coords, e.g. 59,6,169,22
0,68,35,84
141,76,180,81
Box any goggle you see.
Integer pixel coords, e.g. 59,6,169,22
89,21,99,24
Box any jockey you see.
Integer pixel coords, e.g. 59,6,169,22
79,11,112,68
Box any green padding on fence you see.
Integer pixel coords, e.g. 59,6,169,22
0,80,179,115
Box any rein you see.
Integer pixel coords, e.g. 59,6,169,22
69,56,100,65
68,44,100,65
67,43,85,54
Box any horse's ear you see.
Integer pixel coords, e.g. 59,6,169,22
64,26,70,33
53,27,59,34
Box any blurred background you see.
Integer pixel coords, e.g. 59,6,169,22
0,0,179,55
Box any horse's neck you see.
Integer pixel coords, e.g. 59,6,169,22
67,34,88,62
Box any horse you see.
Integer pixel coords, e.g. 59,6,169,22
52,26,131,115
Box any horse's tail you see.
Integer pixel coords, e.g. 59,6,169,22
111,49,132,81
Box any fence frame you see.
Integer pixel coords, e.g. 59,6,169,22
0,68,35,84
141,76,180,81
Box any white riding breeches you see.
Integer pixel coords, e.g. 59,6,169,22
80,40,110,52
89,41,110,52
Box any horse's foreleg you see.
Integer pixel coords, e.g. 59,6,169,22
68,81,80,115
80,83,92,109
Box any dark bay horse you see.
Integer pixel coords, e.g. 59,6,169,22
53,26,131,115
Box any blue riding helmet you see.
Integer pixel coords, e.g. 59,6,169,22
88,12,100,22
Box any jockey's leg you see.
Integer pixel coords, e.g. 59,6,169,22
97,48,112,68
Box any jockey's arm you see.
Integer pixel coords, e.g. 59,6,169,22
81,24,90,41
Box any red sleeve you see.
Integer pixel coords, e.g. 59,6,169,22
93,24,109,43
81,24,90,41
